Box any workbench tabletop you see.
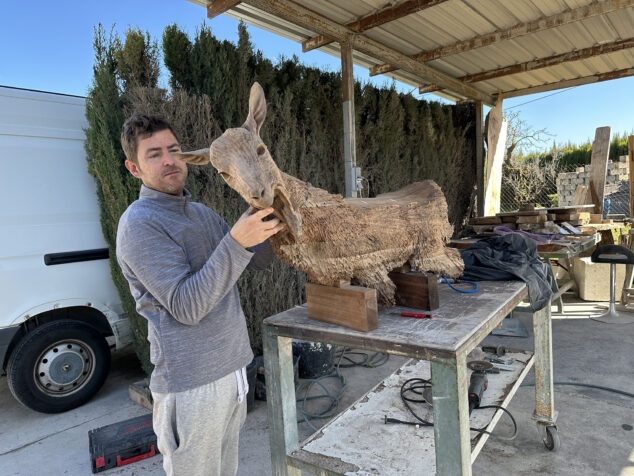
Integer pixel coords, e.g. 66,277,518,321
264,280,528,356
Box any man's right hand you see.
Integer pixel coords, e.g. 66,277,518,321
230,207,285,248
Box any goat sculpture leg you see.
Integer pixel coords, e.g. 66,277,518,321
355,268,397,307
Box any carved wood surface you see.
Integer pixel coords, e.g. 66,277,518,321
179,83,464,305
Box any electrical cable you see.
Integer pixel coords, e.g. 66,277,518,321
295,347,388,431
384,377,519,440
334,347,389,368
520,381,634,399
506,87,574,109
442,275,479,293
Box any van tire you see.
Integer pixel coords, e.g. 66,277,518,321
7,319,111,413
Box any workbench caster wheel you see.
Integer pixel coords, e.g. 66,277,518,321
543,426,560,451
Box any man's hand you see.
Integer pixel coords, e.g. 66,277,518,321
230,207,285,248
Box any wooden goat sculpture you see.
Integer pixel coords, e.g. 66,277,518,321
178,82,464,305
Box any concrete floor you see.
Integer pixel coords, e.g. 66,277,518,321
0,297,633,476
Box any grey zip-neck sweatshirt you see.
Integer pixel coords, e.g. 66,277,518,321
116,185,272,393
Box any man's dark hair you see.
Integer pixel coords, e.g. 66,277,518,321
121,114,178,164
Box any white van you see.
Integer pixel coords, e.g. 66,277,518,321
0,86,131,413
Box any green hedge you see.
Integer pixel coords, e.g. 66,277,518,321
85,23,476,374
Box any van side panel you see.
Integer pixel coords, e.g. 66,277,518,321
0,87,129,348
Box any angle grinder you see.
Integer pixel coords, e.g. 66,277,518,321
467,360,489,414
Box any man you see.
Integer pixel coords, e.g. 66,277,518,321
116,114,283,476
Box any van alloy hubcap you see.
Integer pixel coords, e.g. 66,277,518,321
35,340,95,397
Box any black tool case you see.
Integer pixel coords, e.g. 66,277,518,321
88,413,159,473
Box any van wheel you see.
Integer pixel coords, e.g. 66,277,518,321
7,319,111,413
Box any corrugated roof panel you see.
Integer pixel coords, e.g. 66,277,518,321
606,7,634,36
298,0,359,25
391,15,455,51
425,58,471,78
483,76,524,92
542,27,577,52
552,22,596,49
564,60,596,77
421,2,492,43
582,15,621,44
531,0,573,17
506,34,555,59
612,50,634,69
504,0,549,21
585,53,616,71
186,0,634,102
362,26,425,56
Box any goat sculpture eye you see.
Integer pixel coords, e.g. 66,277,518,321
219,171,231,180
256,144,266,156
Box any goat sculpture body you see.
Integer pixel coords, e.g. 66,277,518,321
179,83,464,305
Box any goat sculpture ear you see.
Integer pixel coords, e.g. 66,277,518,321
174,148,210,165
242,82,266,137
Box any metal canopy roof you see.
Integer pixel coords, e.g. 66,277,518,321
188,0,634,106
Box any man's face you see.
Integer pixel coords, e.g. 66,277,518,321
125,129,188,195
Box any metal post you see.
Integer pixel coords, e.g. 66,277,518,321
532,305,557,426
430,353,472,475
340,38,358,198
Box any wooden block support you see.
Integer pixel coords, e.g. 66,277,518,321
555,213,580,221
469,216,501,225
517,214,546,224
306,283,378,332
388,271,439,311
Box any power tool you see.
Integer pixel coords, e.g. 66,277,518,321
468,371,488,414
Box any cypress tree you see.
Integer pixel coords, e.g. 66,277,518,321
115,28,160,89
85,25,161,376
162,24,194,91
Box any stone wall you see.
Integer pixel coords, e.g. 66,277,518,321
556,156,630,208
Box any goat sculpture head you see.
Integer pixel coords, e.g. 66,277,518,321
178,82,301,241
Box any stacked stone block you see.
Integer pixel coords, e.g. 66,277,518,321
556,156,629,206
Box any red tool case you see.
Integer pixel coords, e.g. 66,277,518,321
88,413,159,473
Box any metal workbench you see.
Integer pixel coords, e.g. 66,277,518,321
538,235,597,313
263,281,557,476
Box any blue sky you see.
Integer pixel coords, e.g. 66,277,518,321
2,0,633,151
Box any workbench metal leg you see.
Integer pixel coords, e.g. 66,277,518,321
430,352,471,476
532,305,559,446
263,325,301,476
547,260,564,314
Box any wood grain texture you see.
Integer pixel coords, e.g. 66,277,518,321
484,96,506,215
305,283,378,332
590,126,612,215
181,83,463,306
388,271,439,310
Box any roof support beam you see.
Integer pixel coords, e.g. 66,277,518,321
370,0,634,77
242,0,494,104
419,36,634,94
206,0,242,19
501,67,634,98
341,38,358,198
302,0,448,52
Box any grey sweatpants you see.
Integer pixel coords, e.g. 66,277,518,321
152,372,247,476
